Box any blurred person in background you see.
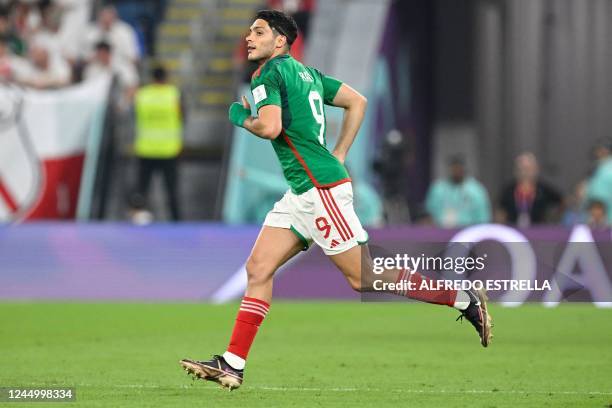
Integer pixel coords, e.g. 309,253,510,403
586,200,609,229
53,0,93,64
0,35,17,80
12,0,40,41
585,138,612,224
0,7,26,56
425,154,491,228
130,65,183,222
561,180,588,227
110,0,167,57
11,42,69,88
372,129,412,224
29,1,62,58
84,5,139,66
30,0,82,67
83,40,138,109
497,152,562,227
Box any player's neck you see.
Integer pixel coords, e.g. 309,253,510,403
259,50,289,66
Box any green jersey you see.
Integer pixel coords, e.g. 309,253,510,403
250,54,350,194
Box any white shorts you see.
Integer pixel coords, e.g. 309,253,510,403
263,182,369,255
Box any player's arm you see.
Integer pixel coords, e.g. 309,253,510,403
329,83,367,164
229,96,282,140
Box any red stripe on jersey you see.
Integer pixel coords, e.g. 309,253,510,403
251,64,264,80
282,130,321,187
0,178,18,213
321,189,351,240
316,188,348,241
318,178,352,189
325,188,354,238
281,130,352,190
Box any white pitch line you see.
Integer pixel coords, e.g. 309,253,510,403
56,383,612,396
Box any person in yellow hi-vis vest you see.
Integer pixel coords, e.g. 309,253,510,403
132,65,183,221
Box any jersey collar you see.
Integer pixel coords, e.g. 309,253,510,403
252,54,292,79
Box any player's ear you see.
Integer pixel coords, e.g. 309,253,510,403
275,34,287,49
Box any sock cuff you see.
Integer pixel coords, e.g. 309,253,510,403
223,351,246,370
238,297,269,324
243,296,270,309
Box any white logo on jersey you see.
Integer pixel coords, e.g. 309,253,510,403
252,85,267,104
299,72,314,82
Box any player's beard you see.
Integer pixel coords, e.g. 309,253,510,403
248,44,275,65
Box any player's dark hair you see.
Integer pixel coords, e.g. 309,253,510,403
151,65,167,82
255,9,298,48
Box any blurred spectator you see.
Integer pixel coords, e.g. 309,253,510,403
497,152,562,227
585,138,612,224
84,5,139,65
586,200,609,229
29,1,65,59
425,155,491,228
373,129,411,224
0,35,16,80
131,65,183,221
110,0,167,57
11,42,69,88
0,7,26,56
561,180,588,227
12,1,40,40
83,40,138,109
54,0,93,62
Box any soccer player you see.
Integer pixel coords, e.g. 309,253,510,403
180,10,492,390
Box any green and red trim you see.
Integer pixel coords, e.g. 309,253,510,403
281,130,351,190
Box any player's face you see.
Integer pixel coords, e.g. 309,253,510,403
246,19,282,63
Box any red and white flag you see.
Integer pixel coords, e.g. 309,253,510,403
0,76,111,222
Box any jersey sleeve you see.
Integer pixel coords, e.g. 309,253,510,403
252,69,282,111
321,74,343,105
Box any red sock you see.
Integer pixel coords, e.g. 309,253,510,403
226,297,270,360
394,270,457,306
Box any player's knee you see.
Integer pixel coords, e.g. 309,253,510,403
245,255,275,285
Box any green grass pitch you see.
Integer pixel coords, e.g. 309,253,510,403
1,302,611,407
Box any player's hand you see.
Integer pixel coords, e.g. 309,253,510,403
229,97,251,127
